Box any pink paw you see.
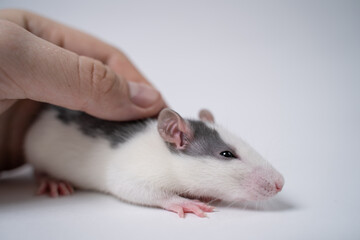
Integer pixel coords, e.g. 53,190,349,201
35,173,74,198
165,199,215,218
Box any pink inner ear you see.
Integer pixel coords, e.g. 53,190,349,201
157,109,193,149
164,118,185,149
199,109,215,123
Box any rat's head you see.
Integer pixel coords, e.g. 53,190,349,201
157,108,284,202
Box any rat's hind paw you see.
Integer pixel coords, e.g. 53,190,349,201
35,172,74,198
163,198,215,218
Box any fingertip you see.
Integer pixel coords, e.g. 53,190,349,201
128,81,162,108
80,75,167,121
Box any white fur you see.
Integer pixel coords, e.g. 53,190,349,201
25,109,284,209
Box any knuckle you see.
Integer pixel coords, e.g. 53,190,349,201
90,60,117,95
78,56,123,107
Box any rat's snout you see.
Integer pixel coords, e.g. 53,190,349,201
245,168,284,200
275,176,284,193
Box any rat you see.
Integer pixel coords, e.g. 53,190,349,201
24,105,284,218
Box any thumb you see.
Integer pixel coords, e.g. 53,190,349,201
74,56,164,120
0,20,165,120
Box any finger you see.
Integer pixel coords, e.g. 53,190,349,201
36,181,48,195
58,183,70,196
0,9,151,86
0,20,165,121
65,183,74,194
0,99,16,115
0,100,42,172
49,181,59,198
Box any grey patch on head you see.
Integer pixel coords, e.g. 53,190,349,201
49,105,152,147
166,120,236,160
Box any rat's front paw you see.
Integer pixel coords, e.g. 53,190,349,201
35,172,74,198
163,198,215,218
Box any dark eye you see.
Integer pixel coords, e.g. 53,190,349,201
220,151,236,158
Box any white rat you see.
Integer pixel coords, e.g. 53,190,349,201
24,105,284,218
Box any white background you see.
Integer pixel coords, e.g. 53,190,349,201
1,1,359,239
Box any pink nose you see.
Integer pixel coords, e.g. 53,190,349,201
275,181,284,192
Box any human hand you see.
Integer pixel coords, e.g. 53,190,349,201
0,9,166,171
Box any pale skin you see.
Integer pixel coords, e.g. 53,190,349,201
0,9,213,217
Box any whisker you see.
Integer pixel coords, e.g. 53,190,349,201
242,200,250,210
208,198,220,205
265,198,275,211
226,200,239,208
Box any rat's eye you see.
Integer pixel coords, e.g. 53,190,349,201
220,151,236,158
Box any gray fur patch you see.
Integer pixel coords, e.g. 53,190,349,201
49,105,234,158
167,120,236,160
50,105,152,147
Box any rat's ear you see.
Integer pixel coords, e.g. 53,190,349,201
199,109,215,123
157,108,193,149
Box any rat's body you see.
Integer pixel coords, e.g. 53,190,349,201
25,106,284,217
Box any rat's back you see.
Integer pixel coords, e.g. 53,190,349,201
24,106,159,192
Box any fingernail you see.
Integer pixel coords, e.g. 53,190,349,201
128,81,160,108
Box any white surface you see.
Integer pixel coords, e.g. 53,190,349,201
1,1,359,239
